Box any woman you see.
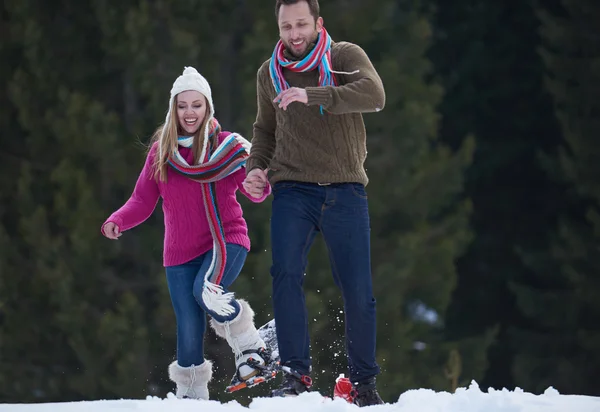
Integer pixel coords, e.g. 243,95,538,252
102,67,271,400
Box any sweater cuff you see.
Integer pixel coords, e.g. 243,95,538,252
246,157,267,172
263,181,272,197
306,87,331,108
101,215,124,236
250,182,272,203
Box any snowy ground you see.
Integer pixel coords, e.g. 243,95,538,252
2,381,600,412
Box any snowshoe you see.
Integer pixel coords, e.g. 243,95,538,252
334,374,384,406
225,346,279,393
271,366,313,397
256,319,279,363
333,374,355,402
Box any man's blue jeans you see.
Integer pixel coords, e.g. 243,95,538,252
270,181,380,383
165,243,247,367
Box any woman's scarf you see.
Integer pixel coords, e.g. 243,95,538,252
167,118,250,316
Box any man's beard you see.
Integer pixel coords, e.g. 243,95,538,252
283,31,319,58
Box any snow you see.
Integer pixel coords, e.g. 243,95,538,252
1,381,599,412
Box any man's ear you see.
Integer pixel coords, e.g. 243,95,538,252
316,16,324,32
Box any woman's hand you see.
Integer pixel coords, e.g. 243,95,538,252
243,168,269,198
103,222,122,240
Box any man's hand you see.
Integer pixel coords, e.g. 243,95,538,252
274,87,308,110
243,168,269,198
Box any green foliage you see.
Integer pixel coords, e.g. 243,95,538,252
508,0,600,395
1,0,479,403
427,0,567,391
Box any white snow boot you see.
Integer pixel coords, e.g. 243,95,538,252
168,360,212,400
209,299,268,381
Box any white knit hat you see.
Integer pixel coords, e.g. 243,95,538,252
162,66,215,161
168,66,214,119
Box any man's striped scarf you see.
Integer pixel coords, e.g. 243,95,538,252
167,118,250,316
269,27,338,113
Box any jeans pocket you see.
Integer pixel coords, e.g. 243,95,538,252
350,183,368,199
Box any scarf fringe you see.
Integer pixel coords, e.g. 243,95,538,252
331,69,359,76
202,281,236,317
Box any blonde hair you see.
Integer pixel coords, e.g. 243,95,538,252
150,95,213,182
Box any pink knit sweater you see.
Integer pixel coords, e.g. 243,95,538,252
102,132,270,267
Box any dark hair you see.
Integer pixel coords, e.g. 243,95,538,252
275,0,320,22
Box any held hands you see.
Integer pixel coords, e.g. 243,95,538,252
243,168,269,199
103,222,122,240
274,87,308,110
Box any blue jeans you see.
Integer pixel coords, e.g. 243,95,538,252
270,182,380,382
165,243,247,367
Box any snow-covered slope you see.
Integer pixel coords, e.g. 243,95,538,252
2,381,599,412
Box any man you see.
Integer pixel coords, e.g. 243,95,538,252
243,0,385,406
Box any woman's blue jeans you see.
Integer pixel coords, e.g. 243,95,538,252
165,243,247,367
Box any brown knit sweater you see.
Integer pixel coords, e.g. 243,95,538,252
246,41,385,186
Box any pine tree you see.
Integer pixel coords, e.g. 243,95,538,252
0,0,168,401
509,0,600,395
427,0,567,390
352,0,493,396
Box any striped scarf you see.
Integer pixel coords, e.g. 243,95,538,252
167,118,250,316
270,28,337,113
